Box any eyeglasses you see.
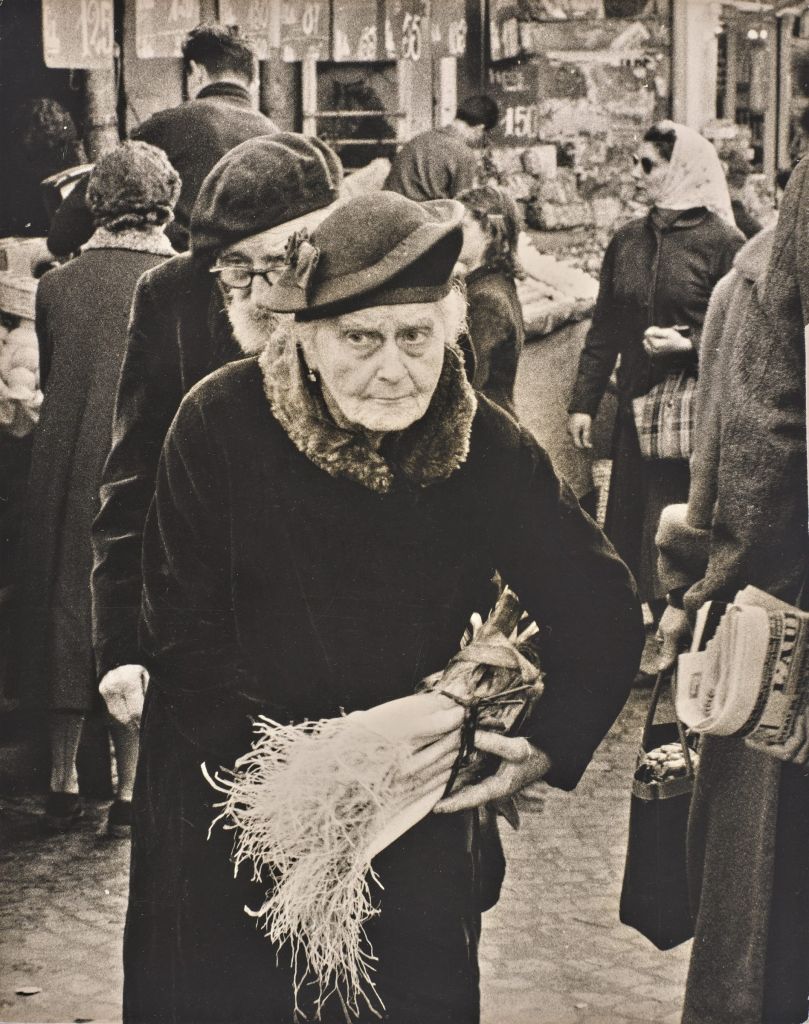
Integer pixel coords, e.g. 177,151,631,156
209,260,285,290
633,155,656,175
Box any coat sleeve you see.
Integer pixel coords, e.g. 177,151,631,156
488,431,645,790
567,235,622,417
685,162,809,617
34,273,53,390
138,393,262,755
90,267,184,679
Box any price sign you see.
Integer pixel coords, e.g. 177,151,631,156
430,0,466,58
487,63,541,146
489,0,520,62
332,0,379,61
43,0,115,68
218,0,277,60
135,0,201,59
383,0,428,61
278,1,329,62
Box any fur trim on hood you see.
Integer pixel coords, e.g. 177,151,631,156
259,327,477,494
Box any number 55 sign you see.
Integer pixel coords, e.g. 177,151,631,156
43,0,115,68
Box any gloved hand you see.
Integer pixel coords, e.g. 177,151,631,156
99,664,149,727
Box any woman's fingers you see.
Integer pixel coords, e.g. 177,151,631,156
471,730,536,762
403,729,462,779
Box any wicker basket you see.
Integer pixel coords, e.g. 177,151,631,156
0,273,37,321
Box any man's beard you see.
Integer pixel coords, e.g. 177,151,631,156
225,299,280,355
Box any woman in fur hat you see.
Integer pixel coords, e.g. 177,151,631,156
15,141,179,835
122,190,644,1023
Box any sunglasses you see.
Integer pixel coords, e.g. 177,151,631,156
633,155,656,175
209,259,285,290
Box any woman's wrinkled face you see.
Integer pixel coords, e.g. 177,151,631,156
302,302,447,434
632,141,670,204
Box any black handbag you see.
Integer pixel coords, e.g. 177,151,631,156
619,668,698,950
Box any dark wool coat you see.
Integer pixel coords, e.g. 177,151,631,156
383,125,480,201
16,242,172,712
124,340,644,1024
568,207,743,601
465,266,525,419
91,253,240,682
657,165,809,1024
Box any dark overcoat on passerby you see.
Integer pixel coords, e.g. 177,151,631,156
568,206,742,601
15,234,174,713
125,323,644,1021
658,162,809,1024
90,134,342,686
465,265,525,420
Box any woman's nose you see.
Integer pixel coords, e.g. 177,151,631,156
376,340,407,381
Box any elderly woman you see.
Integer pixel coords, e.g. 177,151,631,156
567,121,743,639
122,191,644,1023
16,141,179,834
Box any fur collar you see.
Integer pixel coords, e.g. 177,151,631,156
81,225,176,257
258,328,477,494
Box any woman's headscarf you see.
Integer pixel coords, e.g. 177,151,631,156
651,120,735,225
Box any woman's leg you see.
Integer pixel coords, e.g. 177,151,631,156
49,710,84,793
108,718,139,803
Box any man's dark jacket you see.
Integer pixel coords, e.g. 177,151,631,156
91,254,240,677
48,83,277,254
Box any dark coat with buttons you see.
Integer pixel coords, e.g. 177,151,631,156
123,338,644,1023
567,208,743,600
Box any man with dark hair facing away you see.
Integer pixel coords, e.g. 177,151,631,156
48,23,277,255
383,94,500,202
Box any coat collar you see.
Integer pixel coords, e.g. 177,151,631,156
196,82,252,106
649,206,708,231
81,225,176,257
258,328,477,494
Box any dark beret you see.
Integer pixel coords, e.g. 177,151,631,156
189,133,342,261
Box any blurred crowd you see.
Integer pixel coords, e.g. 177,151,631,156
1,19,808,1024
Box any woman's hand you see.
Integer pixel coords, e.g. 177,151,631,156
656,604,692,671
432,731,552,814
642,326,693,357
568,412,593,450
99,664,149,727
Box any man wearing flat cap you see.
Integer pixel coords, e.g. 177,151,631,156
124,190,643,1022
92,133,343,735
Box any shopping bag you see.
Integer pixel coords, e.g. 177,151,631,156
632,371,696,460
619,668,698,950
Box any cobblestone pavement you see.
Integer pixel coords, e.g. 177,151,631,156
0,688,690,1024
